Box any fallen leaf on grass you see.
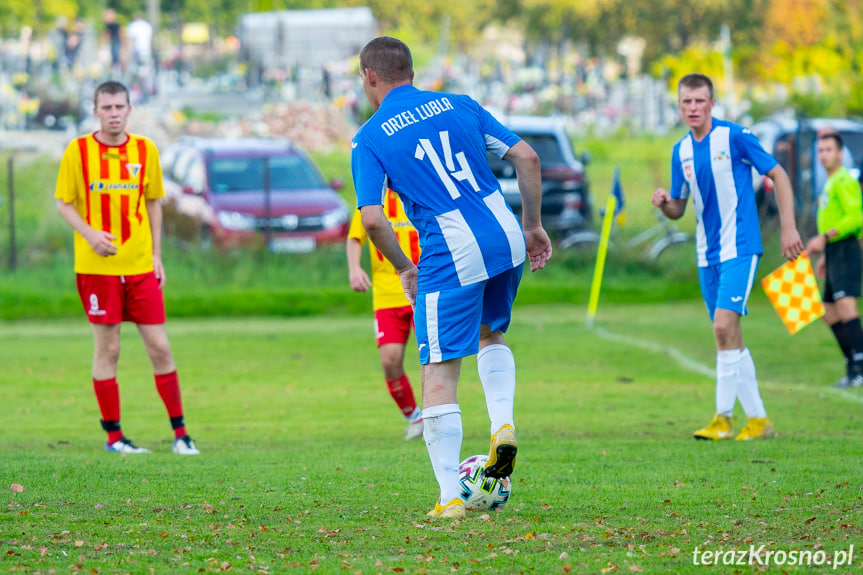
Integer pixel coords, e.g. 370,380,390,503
10,483,24,493
628,566,644,572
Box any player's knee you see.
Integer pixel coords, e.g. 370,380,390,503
147,339,173,365
381,356,404,379
379,345,405,375
479,328,505,347
98,341,121,364
713,322,735,347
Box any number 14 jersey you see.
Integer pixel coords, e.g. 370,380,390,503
352,84,526,294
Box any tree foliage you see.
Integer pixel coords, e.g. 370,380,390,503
2,0,863,112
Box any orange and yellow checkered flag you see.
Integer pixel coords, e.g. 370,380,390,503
760,251,824,335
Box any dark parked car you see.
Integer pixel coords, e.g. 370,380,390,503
160,137,349,252
486,115,592,235
751,117,863,235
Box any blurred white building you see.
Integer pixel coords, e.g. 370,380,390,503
239,7,377,86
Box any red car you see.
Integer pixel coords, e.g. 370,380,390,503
160,137,349,252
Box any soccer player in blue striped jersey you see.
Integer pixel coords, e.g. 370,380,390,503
652,73,803,441
351,36,552,518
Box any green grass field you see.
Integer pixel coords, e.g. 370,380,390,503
3,298,862,574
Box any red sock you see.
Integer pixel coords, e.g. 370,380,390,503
155,371,183,417
93,377,123,444
386,374,418,418
155,371,186,439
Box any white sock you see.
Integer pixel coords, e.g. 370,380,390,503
736,348,767,418
407,407,422,423
421,403,463,505
716,349,741,417
477,344,516,434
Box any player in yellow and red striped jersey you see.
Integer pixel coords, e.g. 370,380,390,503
55,80,198,456
347,188,424,440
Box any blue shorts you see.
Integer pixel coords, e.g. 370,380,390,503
414,265,523,364
698,254,760,321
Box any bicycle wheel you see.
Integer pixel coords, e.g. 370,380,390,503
559,230,602,251
647,232,693,269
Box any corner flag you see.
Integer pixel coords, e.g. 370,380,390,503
586,167,622,328
611,166,625,226
760,251,824,335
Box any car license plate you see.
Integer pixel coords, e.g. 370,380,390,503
269,237,316,253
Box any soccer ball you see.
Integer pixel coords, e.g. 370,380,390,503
458,454,511,511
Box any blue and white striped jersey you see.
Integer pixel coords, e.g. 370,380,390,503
670,118,777,267
352,84,526,294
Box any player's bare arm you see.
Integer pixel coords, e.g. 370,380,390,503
361,204,417,305
146,198,166,287
651,188,687,220
766,164,804,260
56,198,118,256
503,140,552,271
346,237,372,292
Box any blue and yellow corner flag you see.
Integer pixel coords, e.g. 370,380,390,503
586,166,623,328
611,166,625,226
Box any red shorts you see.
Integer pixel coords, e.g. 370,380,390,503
76,272,166,325
374,305,414,346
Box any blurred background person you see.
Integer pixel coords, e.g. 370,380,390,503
806,132,863,388
346,190,424,442
103,9,122,75
126,13,154,100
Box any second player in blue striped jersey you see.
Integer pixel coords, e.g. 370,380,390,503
653,73,802,444
670,117,777,267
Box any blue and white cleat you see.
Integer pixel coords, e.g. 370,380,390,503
405,419,424,441
106,437,150,454
172,435,200,455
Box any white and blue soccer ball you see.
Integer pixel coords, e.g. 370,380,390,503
458,454,511,510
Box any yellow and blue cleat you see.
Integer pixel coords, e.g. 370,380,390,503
693,414,734,441
427,498,465,518
735,417,775,440
485,424,518,478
